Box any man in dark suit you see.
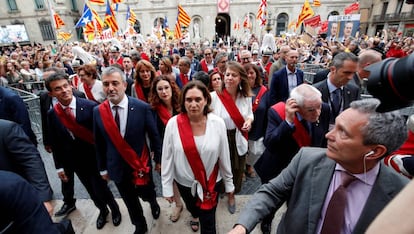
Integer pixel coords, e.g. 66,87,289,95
0,170,65,234
175,56,196,89
0,86,37,145
269,49,304,105
0,119,54,215
313,52,360,125
254,84,330,233
45,73,121,229
230,98,409,234
39,67,86,217
94,66,162,234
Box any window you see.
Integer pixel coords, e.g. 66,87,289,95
395,0,403,14
70,0,77,11
7,0,18,11
39,20,55,41
276,13,288,36
381,2,389,17
34,0,44,9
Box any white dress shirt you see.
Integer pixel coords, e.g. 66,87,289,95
78,79,106,103
109,95,128,137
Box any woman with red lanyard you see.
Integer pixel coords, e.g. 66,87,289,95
210,61,253,214
244,63,269,178
161,81,234,233
77,64,105,103
131,60,156,102
148,75,185,222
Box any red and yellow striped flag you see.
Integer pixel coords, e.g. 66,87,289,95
57,31,72,41
89,0,105,5
296,0,314,28
53,11,65,30
177,4,191,27
111,0,123,3
313,0,321,7
89,5,104,33
128,7,137,26
174,20,182,39
105,0,119,34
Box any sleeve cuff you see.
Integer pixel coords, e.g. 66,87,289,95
100,170,108,176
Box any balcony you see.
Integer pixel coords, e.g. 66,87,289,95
373,14,385,22
401,12,414,20
385,13,400,22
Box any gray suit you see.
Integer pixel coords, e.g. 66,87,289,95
237,147,409,234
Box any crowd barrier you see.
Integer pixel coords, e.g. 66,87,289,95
9,81,45,95
9,87,43,143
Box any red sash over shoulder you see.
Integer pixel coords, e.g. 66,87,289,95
134,83,147,102
98,100,150,185
177,113,219,210
271,102,311,147
252,85,267,112
180,74,189,86
156,104,172,126
54,104,94,144
83,83,98,103
217,89,248,140
200,59,208,72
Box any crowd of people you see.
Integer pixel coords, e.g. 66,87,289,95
0,30,414,234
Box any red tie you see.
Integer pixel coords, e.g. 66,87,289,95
320,171,357,234
64,107,75,121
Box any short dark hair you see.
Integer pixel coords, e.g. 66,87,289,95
45,72,69,91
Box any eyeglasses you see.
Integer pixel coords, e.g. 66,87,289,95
241,58,250,61
204,53,211,56
219,60,227,63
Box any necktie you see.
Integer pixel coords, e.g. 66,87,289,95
332,88,342,114
113,106,120,130
320,171,357,234
64,107,75,120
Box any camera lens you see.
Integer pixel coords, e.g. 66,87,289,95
366,53,414,112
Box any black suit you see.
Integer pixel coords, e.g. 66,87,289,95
0,119,53,202
269,67,304,105
0,86,37,145
0,170,61,234
47,97,118,212
39,89,85,206
313,79,361,123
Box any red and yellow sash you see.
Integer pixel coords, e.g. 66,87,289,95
272,102,311,147
217,89,248,140
177,113,219,210
98,100,150,185
54,104,94,144
83,83,98,103
252,85,267,112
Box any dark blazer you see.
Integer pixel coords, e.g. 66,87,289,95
313,79,361,116
47,98,98,170
240,147,409,234
175,70,196,89
94,96,162,183
249,86,270,141
0,119,53,202
255,102,330,183
0,170,60,234
269,67,304,105
0,86,37,145
40,89,85,147
312,68,330,84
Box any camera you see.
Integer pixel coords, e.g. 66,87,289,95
366,53,414,112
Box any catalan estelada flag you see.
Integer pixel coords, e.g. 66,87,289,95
296,0,314,28
105,0,119,34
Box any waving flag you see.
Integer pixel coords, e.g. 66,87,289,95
243,14,250,29
313,0,321,7
75,4,93,28
105,0,119,33
163,16,170,34
89,0,104,5
126,6,137,26
345,2,359,15
296,0,314,27
233,19,240,30
112,0,123,3
174,18,182,39
178,4,191,27
256,0,267,26
53,10,65,30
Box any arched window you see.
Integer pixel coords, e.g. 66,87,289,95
276,13,288,36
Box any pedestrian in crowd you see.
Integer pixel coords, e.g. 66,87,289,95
313,52,360,126
45,73,121,229
268,45,291,87
94,66,161,234
77,64,106,103
132,59,156,102
213,52,228,79
176,56,195,89
200,47,215,73
254,84,330,233
185,47,201,72
243,63,269,179
210,61,253,214
208,70,222,92
0,119,54,216
157,56,177,79
229,98,409,234
269,49,304,105
162,81,234,233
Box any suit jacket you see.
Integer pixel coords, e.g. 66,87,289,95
47,98,98,170
94,96,162,183
254,103,330,182
0,119,53,202
241,147,409,234
40,89,85,147
249,87,270,141
0,170,60,234
175,70,196,89
0,86,37,145
269,67,304,105
313,79,361,120
312,69,330,84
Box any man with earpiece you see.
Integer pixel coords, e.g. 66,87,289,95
228,98,410,234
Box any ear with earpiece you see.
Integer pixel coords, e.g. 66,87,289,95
364,151,375,158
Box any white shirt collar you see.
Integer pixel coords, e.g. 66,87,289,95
109,95,128,110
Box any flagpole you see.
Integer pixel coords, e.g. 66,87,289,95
46,0,59,42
